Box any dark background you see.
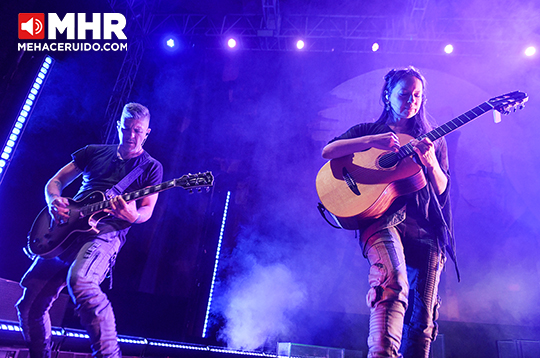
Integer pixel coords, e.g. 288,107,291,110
1,0,540,356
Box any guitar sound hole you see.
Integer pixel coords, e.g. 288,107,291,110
378,152,399,169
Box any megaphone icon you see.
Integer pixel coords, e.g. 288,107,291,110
21,17,43,36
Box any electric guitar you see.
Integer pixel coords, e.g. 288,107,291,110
27,171,214,258
316,91,528,230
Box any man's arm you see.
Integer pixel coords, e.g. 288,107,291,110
46,161,82,222
106,193,159,224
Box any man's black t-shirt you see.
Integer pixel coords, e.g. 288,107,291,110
71,144,163,239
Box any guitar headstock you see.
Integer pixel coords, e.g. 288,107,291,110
175,171,214,192
489,91,529,115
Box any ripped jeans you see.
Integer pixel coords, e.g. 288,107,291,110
363,227,445,358
17,232,122,358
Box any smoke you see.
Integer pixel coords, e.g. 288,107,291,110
218,262,307,350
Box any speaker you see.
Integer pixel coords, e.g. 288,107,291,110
519,340,540,358
497,340,519,358
429,334,445,358
0,278,69,326
20,19,34,36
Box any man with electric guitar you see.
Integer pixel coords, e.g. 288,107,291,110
17,103,163,358
317,66,528,358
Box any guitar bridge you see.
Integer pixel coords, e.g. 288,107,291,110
342,167,361,196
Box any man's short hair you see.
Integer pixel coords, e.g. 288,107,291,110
121,103,150,123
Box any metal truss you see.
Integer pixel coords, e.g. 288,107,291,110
145,12,535,56
102,0,157,144
99,0,535,140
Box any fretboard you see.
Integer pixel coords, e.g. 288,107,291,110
397,101,494,160
80,179,179,217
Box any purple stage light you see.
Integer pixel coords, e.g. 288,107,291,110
227,38,237,49
525,46,536,57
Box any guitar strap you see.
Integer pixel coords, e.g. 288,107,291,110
105,157,151,199
104,157,151,290
317,203,342,229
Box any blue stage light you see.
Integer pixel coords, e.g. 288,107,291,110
0,55,54,185
202,190,231,338
162,35,183,52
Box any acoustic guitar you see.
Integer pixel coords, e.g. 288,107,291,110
316,91,528,230
27,171,214,258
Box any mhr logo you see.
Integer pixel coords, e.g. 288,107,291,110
18,13,127,41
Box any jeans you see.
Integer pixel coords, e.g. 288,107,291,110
363,227,445,358
17,233,122,358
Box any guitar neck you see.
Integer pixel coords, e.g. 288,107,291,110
397,101,494,159
81,179,179,217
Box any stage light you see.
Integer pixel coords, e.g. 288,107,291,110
372,42,380,52
0,55,54,185
202,190,231,338
296,39,305,50
227,38,237,49
525,46,536,56
444,44,454,54
162,36,182,52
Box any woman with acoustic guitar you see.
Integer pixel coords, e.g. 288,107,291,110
321,66,456,358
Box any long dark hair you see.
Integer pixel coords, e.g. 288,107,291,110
375,66,432,137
